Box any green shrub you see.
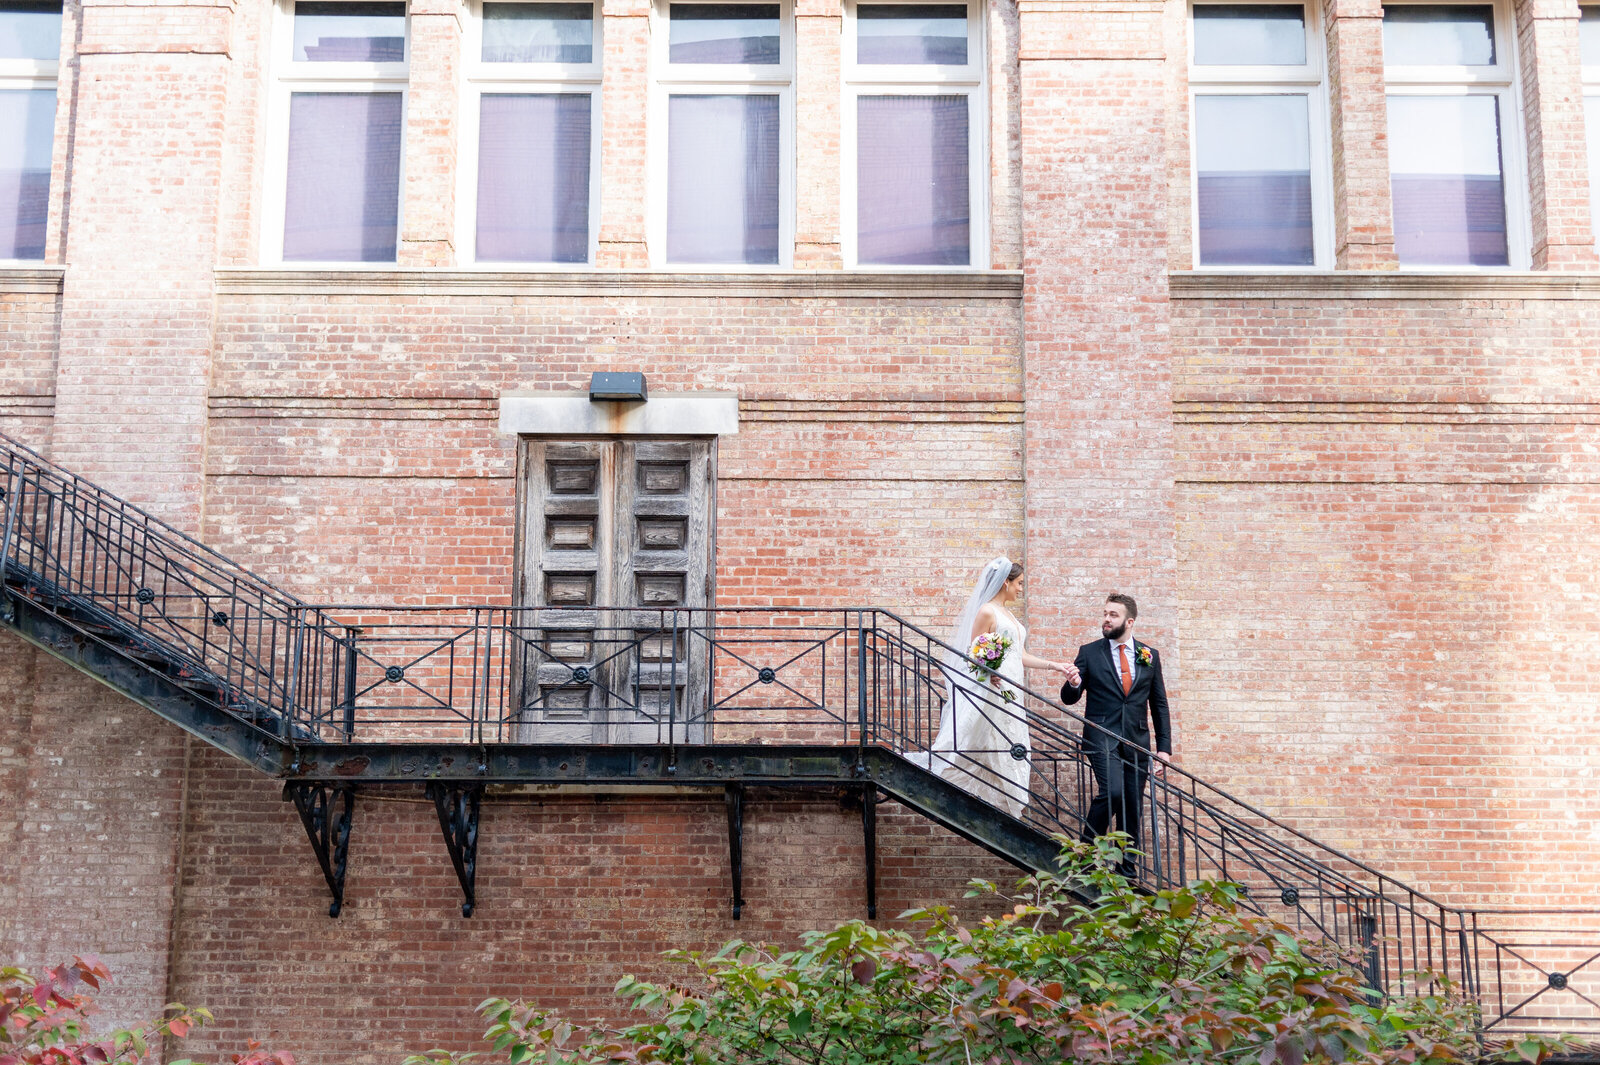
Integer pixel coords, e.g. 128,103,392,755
411,836,1565,1065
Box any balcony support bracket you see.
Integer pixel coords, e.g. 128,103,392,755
284,782,355,918
725,783,745,920
427,781,484,918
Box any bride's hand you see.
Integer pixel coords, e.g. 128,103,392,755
1058,662,1081,686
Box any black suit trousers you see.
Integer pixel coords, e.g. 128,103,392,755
1081,728,1151,853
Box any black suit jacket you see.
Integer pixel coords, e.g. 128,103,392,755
1060,638,1171,754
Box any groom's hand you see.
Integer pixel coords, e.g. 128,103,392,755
1153,751,1172,776
1059,663,1081,687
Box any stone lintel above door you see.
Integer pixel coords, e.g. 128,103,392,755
498,392,740,437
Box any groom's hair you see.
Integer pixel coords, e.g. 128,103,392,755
1106,592,1138,620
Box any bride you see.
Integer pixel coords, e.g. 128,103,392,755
909,557,1078,817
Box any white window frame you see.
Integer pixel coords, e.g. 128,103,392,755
1581,6,1599,250
840,0,988,270
0,2,61,263
647,0,796,269
458,0,602,266
262,0,411,266
1381,0,1530,269
1186,0,1334,271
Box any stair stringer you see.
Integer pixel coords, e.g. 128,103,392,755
863,749,1067,873
3,588,293,778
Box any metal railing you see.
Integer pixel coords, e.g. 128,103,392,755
1,435,316,737
2,431,1595,1039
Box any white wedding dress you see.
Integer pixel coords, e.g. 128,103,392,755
912,607,1032,818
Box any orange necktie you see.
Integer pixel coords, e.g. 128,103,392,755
1118,644,1132,695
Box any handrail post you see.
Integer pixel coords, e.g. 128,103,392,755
341,626,359,740
1459,910,1479,1005
1146,773,1163,889
282,604,304,741
855,610,869,769
1359,907,1382,997
667,608,679,762
477,607,495,746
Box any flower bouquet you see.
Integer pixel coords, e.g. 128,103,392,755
967,631,1015,701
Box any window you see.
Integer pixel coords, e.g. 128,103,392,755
843,1,985,267
1583,7,1599,249
0,0,60,261
1383,1,1525,267
267,0,408,263
650,0,793,266
462,1,599,263
1188,1,1331,268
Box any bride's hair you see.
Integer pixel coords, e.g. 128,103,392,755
945,556,1020,676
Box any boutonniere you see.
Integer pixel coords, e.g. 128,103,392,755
1136,646,1153,667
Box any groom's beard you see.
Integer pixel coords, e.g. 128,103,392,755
1103,621,1127,640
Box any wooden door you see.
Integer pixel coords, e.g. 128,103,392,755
514,438,714,744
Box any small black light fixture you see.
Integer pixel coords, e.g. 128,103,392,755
588,371,648,402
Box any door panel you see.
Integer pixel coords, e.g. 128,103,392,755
615,440,712,742
516,440,611,742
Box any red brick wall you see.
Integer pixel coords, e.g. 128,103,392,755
0,289,61,448
0,645,38,951
160,749,1015,1065
201,289,1028,617
47,1,232,531
0,641,190,1031
1172,287,1600,903
1516,0,1598,269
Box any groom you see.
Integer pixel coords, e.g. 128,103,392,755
1059,593,1171,874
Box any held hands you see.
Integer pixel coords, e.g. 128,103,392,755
1053,661,1081,687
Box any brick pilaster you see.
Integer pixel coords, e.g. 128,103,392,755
1019,0,1179,711
1516,0,1599,268
989,0,1024,269
597,0,649,267
399,0,462,266
49,0,233,529
40,0,225,1024
795,0,841,269
1325,0,1398,269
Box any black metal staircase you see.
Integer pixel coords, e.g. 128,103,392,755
2,432,1596,1045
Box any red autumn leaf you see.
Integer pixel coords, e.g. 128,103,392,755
850,959,877,984
168,1018,190,1038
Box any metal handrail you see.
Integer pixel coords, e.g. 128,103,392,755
1,431,1595,1038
